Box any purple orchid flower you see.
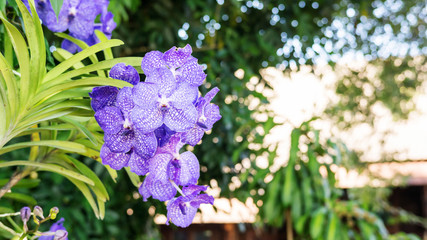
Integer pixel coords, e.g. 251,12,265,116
141,45,207,86
39,218,68,240
130,75,198,134
183,87,222,146
166,185,214,228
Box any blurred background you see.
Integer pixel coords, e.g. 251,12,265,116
1,0,427,239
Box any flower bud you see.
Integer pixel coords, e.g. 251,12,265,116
20,207,31,223
33,205,44,220
49,207,59,220
53,230,68,240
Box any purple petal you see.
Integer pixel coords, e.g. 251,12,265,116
94,106,123,134
169,83,198,109
115,87,134,116
109,63,140,85
166,196,198,228
204,87,220,103
145,68,176,96
190,194,215,208
100,145,130,170
89,86,118,112
101,11,116,35
154,124,176,147
104,130,134,153
132,82,159,108
129,151,149,175
40,1,69,32
141,174,177,201
182,127,204,146
141,51,166,76
164,105,197,133
133,131,157,159
139,176,152,201
157,134,185,155
69,18,94,40
167,151,200,186
149,153,173,182
61,39,78,54
176,56,206,86
130,106,163,134
182,184,208,196
203,104,221,130
163,44,192,70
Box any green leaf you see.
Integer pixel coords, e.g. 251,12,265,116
0,49,18,122
0,161,94,186
0,96,6,138
59,117,98,145
0,14,31,109
0,0,6,12
310,207,327,239
66,156,109,201
282,161,295,207
125,167,140,188
44,39,124,82
295,215,309,235
3,192,37,205
0,178,40,188
65,176,101,219
52,48,85,69
54,32,105,77
0,140,86,155
42,57,143,90
33,77,132,106
50,0,64,19
16,0,46,97
326,212,339,240
95,30,114,60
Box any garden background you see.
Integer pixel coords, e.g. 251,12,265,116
0,0,426,239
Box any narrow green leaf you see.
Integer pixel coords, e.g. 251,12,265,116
59,117,98,145
22,99,91,124
16,0,45,96
54,32,105,77
52,48,85,69
97,198,105,220
0,0,6,12
94,30,114,60
0,161,94,186
0,96,6,138
310,207,327,239
0,52,18,123
42,57,143,90
125,167,140,188
65,176,100,219
42,89,91,104
16,124,75,137
11,109,75,138
34,77,131,105
326,212,339,240
66,156,109,201
44,39,124,82
0,140,86,155
50,0,64,19
3,192,37,205
0,15,31,109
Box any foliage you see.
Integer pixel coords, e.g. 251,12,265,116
0,1,143,237
260,120,422,239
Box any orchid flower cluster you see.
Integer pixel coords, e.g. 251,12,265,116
23,0,116,53
91,45,221,227
12,206,68,240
